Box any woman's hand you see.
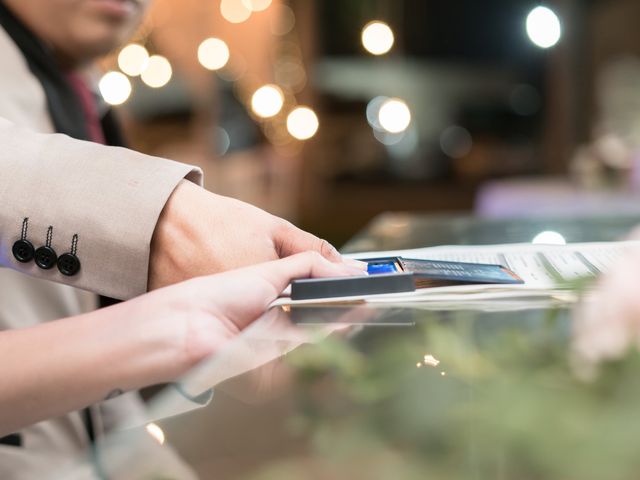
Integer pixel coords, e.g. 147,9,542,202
141,251,366,376
0,252,363,435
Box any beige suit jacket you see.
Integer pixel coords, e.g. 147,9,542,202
0,25,201,479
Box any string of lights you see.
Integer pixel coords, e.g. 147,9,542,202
99,0,319,146
98,1,562,148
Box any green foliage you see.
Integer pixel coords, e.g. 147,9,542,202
251,310,640,480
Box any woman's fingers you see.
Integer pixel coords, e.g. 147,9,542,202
191,252,366,333
254,251,366,297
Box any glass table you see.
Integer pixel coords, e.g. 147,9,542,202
72,213,640,479
342,212,640,252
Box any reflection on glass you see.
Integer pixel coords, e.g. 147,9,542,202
423,354,440,367
532,231,567,245
145,423,165,445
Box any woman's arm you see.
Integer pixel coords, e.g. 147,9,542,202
0,252,364,436
0,300,182,435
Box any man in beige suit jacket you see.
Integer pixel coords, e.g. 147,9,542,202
0,0,360,477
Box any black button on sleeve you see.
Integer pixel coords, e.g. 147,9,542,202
57,253,81,276
34,246,57,270
12,239,34,263
0,433,22,447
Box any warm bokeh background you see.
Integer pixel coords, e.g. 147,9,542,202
100,0,640,247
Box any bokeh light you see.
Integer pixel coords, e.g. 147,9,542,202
532,231,567,245
526,6,561,49
509,84,541,116
264,120,293,147
366,96,389,131
220,0,252,24
117,44,149,77
251,84,284,118
242,0,272,12
440,126,473,159
140,55,172,88
378,98,411,134
287,106,319,140
361,21,395,55
275,57,307,91
269,4,295,36
217,55,247,82
213,126,231,156
98,71,132,106
198,38,230,71
374,128,405,146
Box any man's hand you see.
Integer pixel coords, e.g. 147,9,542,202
149,180,364,290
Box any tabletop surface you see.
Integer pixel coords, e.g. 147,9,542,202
96,213,640,480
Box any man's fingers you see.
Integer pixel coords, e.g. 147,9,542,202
275,223,368,271
275,224,343,263
316,237,342,263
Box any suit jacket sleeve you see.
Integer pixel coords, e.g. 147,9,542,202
0,117,203,300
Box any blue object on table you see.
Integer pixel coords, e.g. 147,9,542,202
367,261,399,275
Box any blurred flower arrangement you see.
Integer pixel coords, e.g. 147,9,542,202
572,57,640,191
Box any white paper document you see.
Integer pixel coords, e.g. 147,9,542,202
274,241,640,306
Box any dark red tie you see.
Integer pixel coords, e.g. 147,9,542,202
66,72,106,144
